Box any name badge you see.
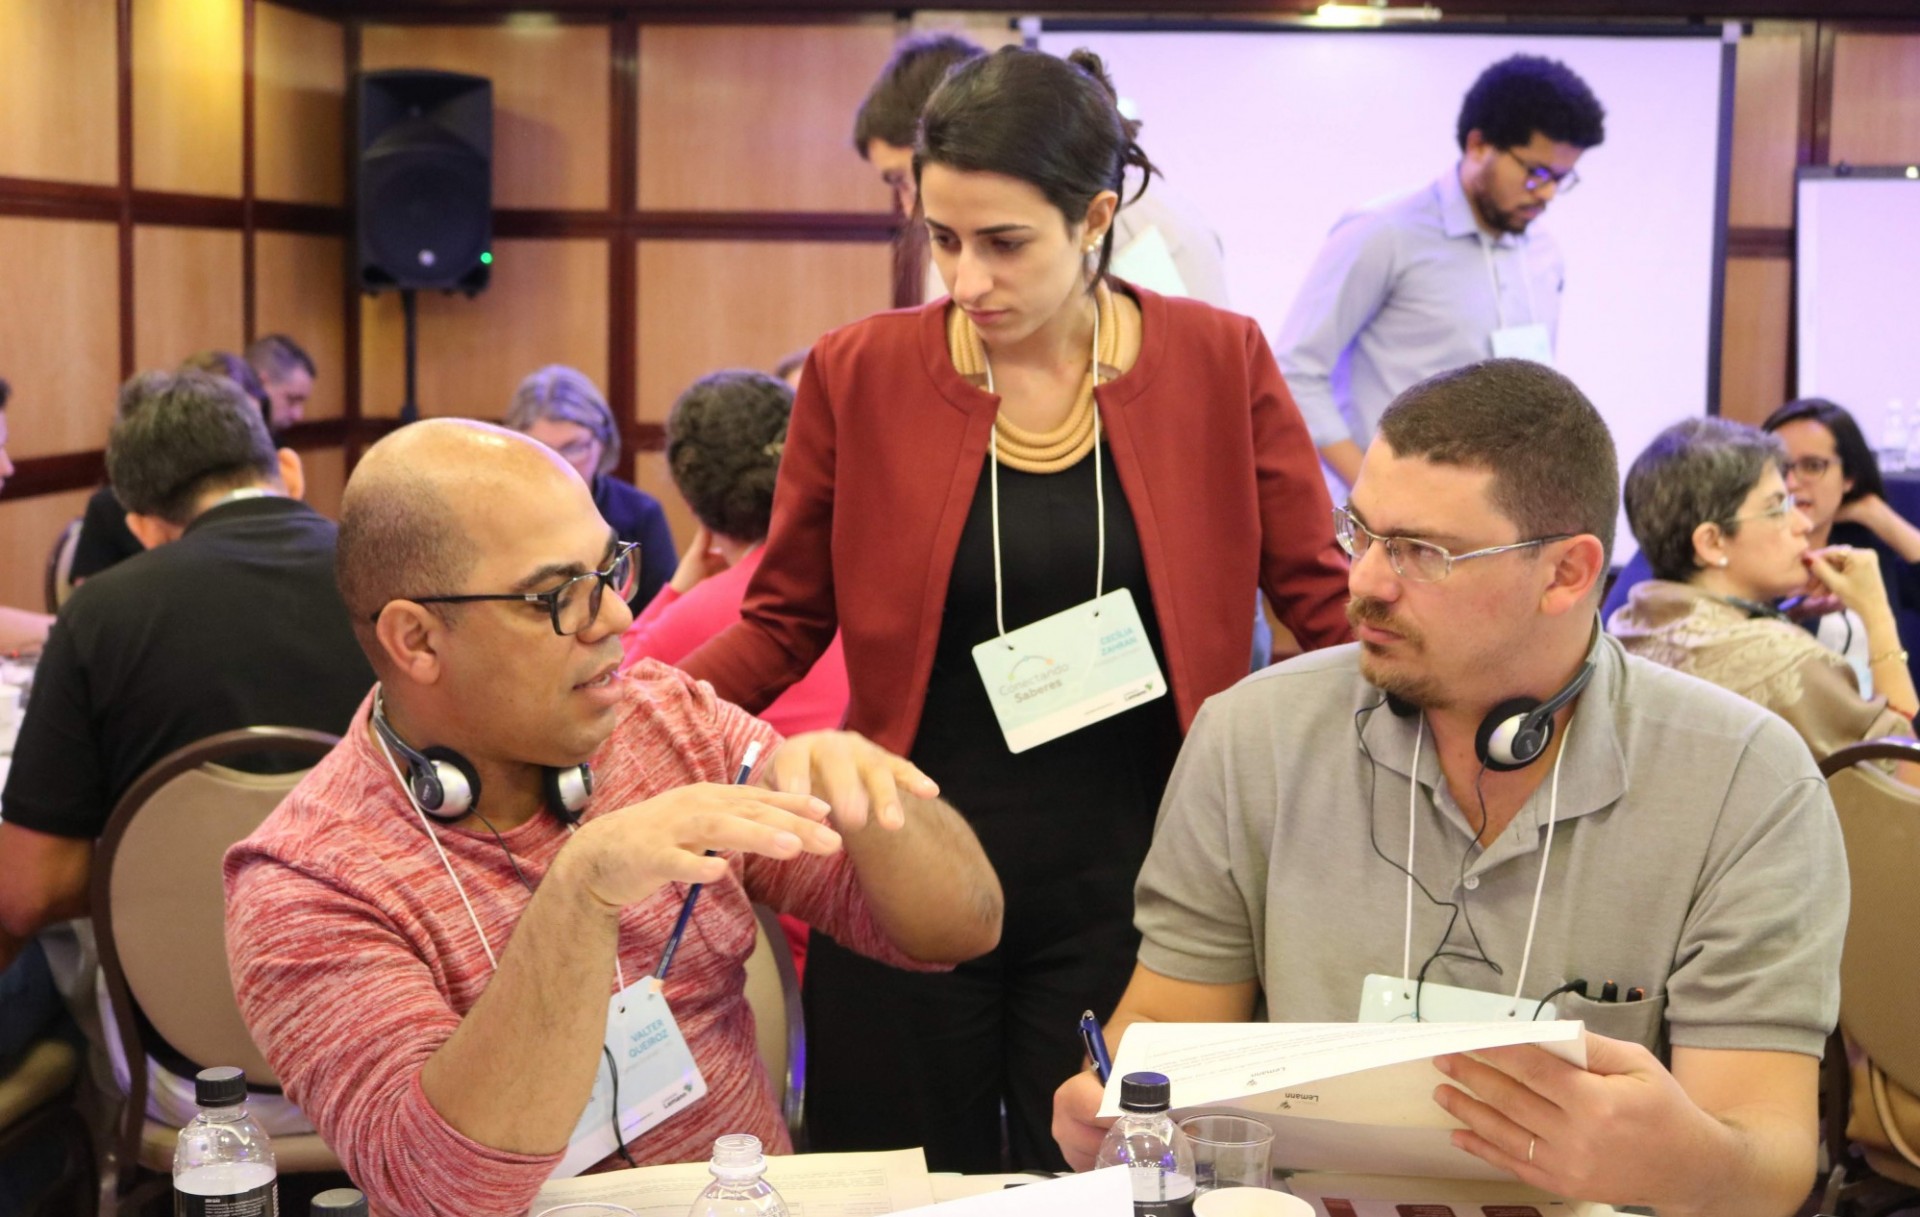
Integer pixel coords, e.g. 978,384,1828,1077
553,976,709,1179
1489,323,1554,366
1358,973,1556,1024
970,588,1168,754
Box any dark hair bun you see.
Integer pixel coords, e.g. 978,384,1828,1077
1066,49,1119,101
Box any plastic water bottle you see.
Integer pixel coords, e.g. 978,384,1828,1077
688,1133,790,1217
173,1066,277,1217
1095,1072,1197,1217
1881,399,1909,473
310,1190,366,1216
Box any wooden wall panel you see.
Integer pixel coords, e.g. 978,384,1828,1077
635,239,893,422
0,219,122,460
1829,33,1920,166
637,22,899,214
132,0,244,197
255,232,347,422
1727,31,1803,230
295,445,346,521
256,3,346,205
0,490,93,611
0,1,118,185
361,23,610,211
360,237,608,420
1719,257,1792,426
132,226,245,373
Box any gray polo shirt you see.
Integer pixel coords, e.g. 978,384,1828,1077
1273,168,1565,451
1135,633,1845,1060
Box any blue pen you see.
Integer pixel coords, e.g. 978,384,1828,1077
655,740,763,981
1078,1009,1113,1084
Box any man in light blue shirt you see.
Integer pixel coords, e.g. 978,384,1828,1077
1276,55,1606,491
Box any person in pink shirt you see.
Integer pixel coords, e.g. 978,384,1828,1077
624,370,851,981
624,370,849,742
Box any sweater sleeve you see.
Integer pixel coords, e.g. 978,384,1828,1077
1245,319,1354,651
224,854,562,1217
679,346,842,712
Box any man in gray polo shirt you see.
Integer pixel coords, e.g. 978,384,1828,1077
1053,359,1844,1217
1275,55,1605,492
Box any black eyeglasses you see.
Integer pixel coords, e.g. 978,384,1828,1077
1504,149,1580,196
1783,455,1835,481
381,541,639,636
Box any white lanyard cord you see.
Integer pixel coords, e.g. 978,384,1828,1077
1400,708,1572,1013
1480,238,1538,332
983,296,1105,641
372,698,625,990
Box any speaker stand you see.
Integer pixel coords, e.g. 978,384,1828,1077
400,289,420,423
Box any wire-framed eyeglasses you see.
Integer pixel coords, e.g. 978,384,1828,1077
1504,148,1580,195
382,541,639,636
1334,506,1571,584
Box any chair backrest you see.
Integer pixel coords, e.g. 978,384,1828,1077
742,904,805,1143
1822,739,1920,1090
92,728,338,1093
43,517,82,614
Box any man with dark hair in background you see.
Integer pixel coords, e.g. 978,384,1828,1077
1276,54,1607,491
853,31,1232,308
1053,360,1842,1217
246,333,316,432
0,370,371,980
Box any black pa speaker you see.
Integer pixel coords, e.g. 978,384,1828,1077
355,69,492,294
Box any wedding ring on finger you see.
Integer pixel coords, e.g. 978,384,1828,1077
1527,1136,1537,1164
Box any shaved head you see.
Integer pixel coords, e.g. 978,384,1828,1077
336,419,587,664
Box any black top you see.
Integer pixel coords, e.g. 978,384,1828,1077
910,445,1183,941
68,483,145,583
1830,520,1920,692
3,496,375,839
592,473,677,610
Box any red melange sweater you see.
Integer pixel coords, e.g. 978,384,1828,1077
224,664,934,1217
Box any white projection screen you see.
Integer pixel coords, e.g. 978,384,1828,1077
1796,168,1920,443
1036,21,1736,554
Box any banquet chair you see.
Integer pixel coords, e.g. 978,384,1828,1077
41,518,81,614
744,903,806,1147
92,726,341,1215
1817,738,1920,1217
0,1037,97,1217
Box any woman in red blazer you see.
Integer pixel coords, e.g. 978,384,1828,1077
681,47,1350,1172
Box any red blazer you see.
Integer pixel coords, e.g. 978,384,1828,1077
680,284,1351,756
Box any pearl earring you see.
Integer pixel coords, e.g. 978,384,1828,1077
1717,557,1730,567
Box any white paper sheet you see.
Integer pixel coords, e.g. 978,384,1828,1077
1099,1023,1586,1181
528,1147,935,1217
893,1167,1131,1216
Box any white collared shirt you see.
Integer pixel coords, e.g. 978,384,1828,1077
1274,167,1566,452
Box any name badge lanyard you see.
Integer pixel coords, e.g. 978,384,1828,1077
1481,237,1540,333
371,720,649,1163
982,297,1106,645
1397,708,1571,1013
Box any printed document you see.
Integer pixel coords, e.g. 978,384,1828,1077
528,1146,934,1216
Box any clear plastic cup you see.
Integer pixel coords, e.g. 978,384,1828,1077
1179,1114,1275,1192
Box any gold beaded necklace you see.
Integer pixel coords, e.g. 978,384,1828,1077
948,279,1120,474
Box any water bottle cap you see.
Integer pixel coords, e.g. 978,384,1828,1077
709,1132,767,1179
310,1189,368,1217
194,1066,247,1108
1118,1071,1172,1112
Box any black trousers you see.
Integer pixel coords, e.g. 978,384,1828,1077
800,906,1140,1173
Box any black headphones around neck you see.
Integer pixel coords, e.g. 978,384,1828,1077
1387,660,1594,772
371,691,594,826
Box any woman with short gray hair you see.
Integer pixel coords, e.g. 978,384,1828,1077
506,364,677,608
1609,416,1917,765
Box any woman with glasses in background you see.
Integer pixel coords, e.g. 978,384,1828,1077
1608,417,1916,767
506,365,677,610
1764,397,1920,694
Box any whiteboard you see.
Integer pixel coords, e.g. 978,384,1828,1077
1796,169,1920,445
1037,22,1734,554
